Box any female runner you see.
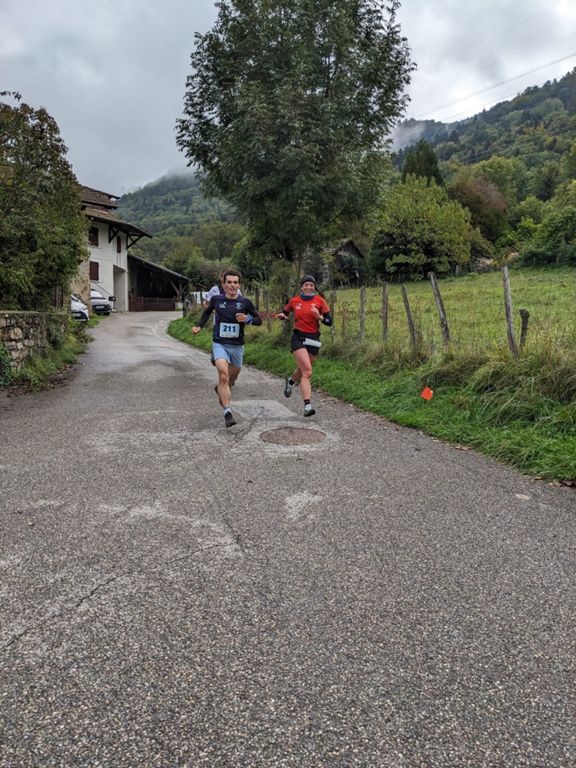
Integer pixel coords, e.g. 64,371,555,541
276,275,332,416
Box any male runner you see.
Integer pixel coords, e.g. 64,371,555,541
192,270,261,427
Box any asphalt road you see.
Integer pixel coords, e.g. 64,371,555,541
1,312,575,767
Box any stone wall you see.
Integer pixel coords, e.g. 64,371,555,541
0,312,68,371
71,260,91,307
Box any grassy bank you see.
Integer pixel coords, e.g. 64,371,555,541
169,268,576,483
3,322,91,393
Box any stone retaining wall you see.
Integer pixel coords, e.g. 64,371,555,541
0,312,68,371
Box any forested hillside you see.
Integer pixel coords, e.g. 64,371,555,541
395,67,576,169
117,172,238,236
116,68,576,285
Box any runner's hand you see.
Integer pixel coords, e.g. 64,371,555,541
192,326,201,334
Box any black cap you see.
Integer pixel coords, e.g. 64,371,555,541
300,274,317,287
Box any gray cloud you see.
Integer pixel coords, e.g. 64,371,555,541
2,0,575,193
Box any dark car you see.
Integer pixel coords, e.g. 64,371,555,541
90,289,113,315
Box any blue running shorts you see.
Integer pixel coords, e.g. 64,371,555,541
212,342,244,368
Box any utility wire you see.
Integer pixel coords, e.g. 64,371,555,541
414,53,576,120
439,7,558,59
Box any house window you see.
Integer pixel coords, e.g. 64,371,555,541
116,235,122,254
89,226,99,246
89,261,99,281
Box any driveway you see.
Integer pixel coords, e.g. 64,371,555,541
1,312,574,767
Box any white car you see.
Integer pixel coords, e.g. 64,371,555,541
70,295,89,321
90,289,113,315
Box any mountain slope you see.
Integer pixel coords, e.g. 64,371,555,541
395,67,576,168
117,172,238,236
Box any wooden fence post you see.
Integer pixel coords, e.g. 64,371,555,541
359,286,366,341
400,284,418,351
519,309,530,351
264,291,272,332
502,265,518,357
341,303,349,338
427,272,450,346
329,291,337,342
381,283,389,342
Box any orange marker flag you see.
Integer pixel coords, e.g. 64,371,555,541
421,386,434,401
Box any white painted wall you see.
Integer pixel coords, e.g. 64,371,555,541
88,222,128,311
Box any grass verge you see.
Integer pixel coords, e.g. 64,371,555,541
169,316,576,484
5,324,89,394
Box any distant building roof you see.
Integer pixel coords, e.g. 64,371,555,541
128,253,188,282
327,238,366,260
80,185,120,209
79,183,151,245
83,205,152,239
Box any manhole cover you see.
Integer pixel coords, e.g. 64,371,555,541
260,427,326,445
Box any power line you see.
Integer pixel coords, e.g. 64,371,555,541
440,7,558,59
435,75,575,124
414,53,576,120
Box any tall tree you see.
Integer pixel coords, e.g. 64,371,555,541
0,92,87,310
449,169,508,243
369,176,472,280
401,139,443,185
176,0,413,278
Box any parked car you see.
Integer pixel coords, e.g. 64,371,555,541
70,294,89,321
90,289,113,315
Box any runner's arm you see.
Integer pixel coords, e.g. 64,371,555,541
244,300,262,326
276,299,294,320
196,298,215,329
320,299,332,326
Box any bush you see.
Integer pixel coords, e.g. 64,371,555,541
46,315,66,350
0,342,12,387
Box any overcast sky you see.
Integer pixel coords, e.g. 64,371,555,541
2,0,575,195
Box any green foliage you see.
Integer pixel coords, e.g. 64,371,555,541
509,195,546,228
116,173,238,237
0,92,88,310
473,156,527,205
233,237,274,284
0,342,12,387
190,221,246,262
162,239,203,277
14,335,84,390
46,316,66,350
401,140,443,185
176,0,413,268
369,177,472,280
521,206,576,266
530,160,561,201
448,168,508,241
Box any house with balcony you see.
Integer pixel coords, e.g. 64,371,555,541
80,186,152,312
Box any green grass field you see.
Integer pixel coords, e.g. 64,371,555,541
323,266,576,355
170,266,576,483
